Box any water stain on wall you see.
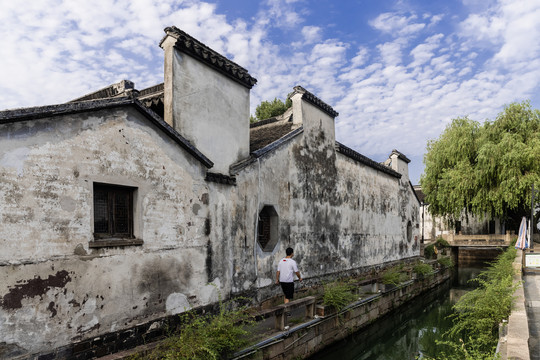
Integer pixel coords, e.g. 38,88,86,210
136,258,192,314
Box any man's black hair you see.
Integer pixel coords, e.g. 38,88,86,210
286,247,294,256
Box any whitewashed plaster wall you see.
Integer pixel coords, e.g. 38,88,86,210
0,108,223,353
421,206,503,241
162,36,251,174
0,100,421,355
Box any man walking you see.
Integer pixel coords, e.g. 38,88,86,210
276,247,302,304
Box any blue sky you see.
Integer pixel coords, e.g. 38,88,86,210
1,0,540,184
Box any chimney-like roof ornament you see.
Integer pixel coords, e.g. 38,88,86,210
391,149,411,163
162,26,257,89
291,85,339,118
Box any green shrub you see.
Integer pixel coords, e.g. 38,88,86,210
381,266,409,285
139,300,254,360
438,256,454,268
431,247,517,359
424,244,436,259
435,237,450,248
413,262,434,276
323,280,357,312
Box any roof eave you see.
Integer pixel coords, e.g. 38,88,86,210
336,142,402,179
231,127,304,174
0,98,214,169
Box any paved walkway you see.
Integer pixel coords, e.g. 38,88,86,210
524,272,540,359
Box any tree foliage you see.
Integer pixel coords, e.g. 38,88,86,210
430,247,517,360
250,97,292,123
421,101,540,223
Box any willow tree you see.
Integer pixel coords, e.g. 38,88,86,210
421,101,540,228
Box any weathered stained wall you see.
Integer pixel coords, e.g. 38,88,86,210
0,102,420,356
0,108,225,354
0,102,421,358
228,99,420,299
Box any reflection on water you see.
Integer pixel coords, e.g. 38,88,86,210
454,266,484,288
310,267,484,360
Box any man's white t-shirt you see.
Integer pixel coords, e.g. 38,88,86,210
277,258,298,283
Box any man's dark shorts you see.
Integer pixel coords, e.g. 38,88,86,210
280,282,294,300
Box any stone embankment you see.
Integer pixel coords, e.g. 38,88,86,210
231,267,452,360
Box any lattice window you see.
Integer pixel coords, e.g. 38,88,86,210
93,183,134,239
407,220,412,242
258,210,272,248
257,205,279,252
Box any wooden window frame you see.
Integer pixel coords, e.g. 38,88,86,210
92,183,141,247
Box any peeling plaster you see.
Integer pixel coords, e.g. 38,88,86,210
165,293,190,314
0,270,71,310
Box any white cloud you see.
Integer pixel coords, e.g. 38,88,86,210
459,0,540,66
301,26,322,44
349,47,369,68
369,12,426,36
409,33,443,67
428,14,444,26
1,0,540,184
261,0,304,29
377,40,405,66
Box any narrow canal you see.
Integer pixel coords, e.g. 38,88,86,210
309,266,485,360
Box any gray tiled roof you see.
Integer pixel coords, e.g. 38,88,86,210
336,142,401,178
249,116,295,153
69,80,136,102
391,149,411,163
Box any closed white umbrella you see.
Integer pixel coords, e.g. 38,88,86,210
516,216,528,249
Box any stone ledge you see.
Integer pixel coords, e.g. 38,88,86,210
89,239,144,248
501,249,530,360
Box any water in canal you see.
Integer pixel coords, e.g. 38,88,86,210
310,267,484,360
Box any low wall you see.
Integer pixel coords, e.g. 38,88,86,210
443,232,513,247
498,249,530,360
232,267,452,360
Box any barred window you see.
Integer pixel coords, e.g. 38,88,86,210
93,183,134,239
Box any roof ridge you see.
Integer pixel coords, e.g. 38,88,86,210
0,97,213,169
0,97,135,122
291,86,338,118
250,117,279,128
336,142,401,179
163,26,257,89
391,149,411,163
138,83,164,97
69,80,136,102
